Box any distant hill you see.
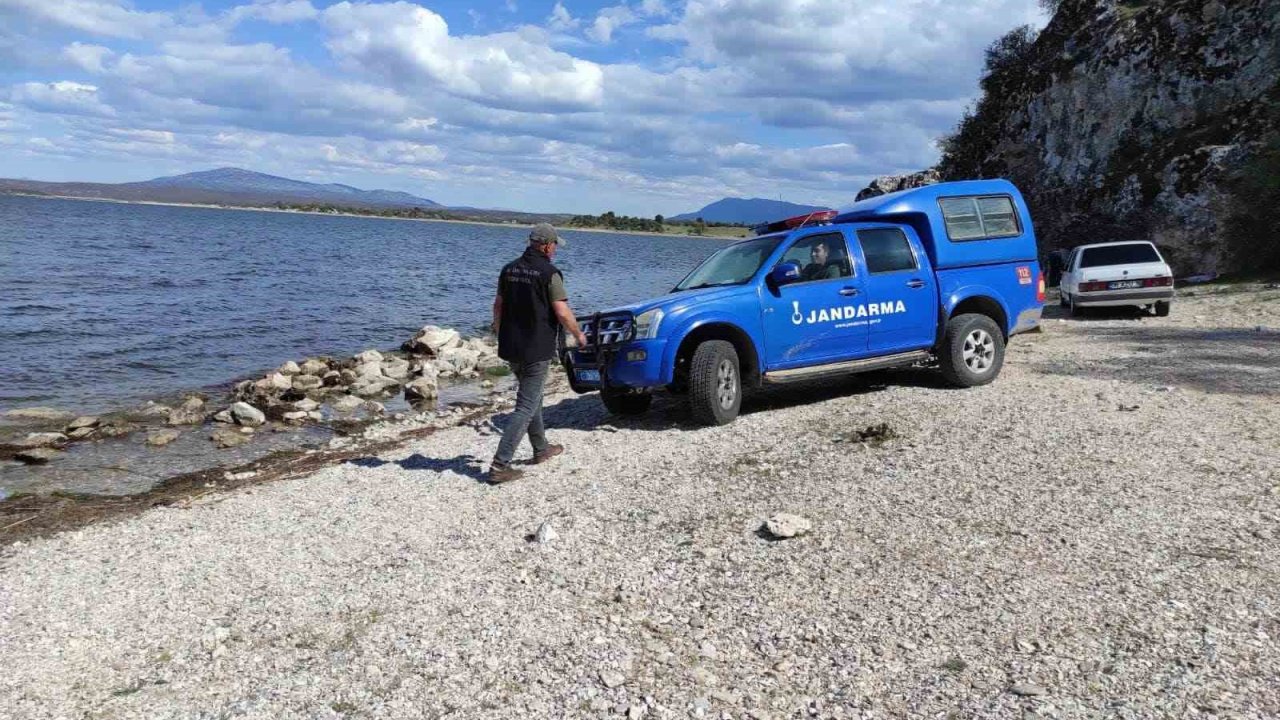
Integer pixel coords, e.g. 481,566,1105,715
0,167,440,210
670,198,832,225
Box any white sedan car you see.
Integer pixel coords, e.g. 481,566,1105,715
1060,241,1175,317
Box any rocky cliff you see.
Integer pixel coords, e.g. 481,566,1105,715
864,0,1280,274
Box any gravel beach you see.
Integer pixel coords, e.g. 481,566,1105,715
2,285,1278,719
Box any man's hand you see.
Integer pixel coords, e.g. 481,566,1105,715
574,330,588,348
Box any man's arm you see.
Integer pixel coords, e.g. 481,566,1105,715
553,300,588,348
491,293,503,334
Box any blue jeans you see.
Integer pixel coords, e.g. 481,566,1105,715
493,359,551,466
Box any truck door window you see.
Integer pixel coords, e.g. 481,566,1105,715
778,232,852,283
857,228,917,274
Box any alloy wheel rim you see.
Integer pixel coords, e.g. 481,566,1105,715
962,329,995,373
717,359,737,409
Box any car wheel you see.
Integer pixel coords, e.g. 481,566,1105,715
1154,300,1171,317
938,313,1006,388
601,388,652,416
689,340,741,425
1069,293,1083,318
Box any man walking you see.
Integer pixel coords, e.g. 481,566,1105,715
489,223,588,484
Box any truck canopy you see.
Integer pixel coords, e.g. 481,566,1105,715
832,179,1038,270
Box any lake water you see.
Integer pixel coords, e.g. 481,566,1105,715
0,195,727,415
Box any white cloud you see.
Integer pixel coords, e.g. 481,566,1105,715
322,1,605,112
1,0,172,39
9,81,116,117
227,0,318,25
585,4,637,43
62,42,114,73
546,2,578,32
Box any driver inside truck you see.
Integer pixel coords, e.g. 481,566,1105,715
801,239,841,281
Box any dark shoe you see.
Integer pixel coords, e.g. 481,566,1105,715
532,444,564,464
488,464,524,484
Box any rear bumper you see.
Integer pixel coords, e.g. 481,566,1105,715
1075,289,1174,306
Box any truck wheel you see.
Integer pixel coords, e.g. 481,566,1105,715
601,388,652,416
689,340,741,425
1153,300,1171,317
938,313,1005,388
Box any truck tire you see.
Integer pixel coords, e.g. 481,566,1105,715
689,340,741,425
938,313,1005,388
601,388,652,416
1154,300,1171,317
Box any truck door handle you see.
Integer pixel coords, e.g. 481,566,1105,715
906,279,926,289
839,287,859,297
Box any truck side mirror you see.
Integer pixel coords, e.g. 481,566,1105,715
769,262,801,288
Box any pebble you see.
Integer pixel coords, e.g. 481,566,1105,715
763,513,812,539
599,670,626,689
534,521,559,543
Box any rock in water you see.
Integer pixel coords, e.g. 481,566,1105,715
146,429,181,447
381,358,411,379
210,427,250,448
16,432,68,449
405,326,462,355
330,395,364,412
354,349,383,365
212,409,234,424
3,407,75,423
230,402,266,427
277,360,301,376
65,416,100,431
15,447,62,464
66,426,97,440
763,513,812,539
166,396,207,425
404,377,439,401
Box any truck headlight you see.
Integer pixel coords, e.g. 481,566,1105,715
633,308,664,339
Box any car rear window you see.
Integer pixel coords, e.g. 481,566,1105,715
1080,243,1161,268
938,195,1020,241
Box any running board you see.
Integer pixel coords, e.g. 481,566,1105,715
762,350,932,384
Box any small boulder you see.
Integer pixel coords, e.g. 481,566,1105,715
15,447,62,465
477,354,507,372
599,670,626,689
266,373,292,391
230,402,266,427
210,427,250,448
381,358,411,379
3,407,75,423
213,409,235,424
277,360,301,376
282,411,309,423
405,326,462,355
439,347,480,375
99,422,138,438
363,400,385,415
354,349,384,365
763,513,812,540
146,429,181,447
291,374,323,391
404,377,439,401
135,402,172,419
322,370,343,387
330,395,364,412
66,426,97,441
166,396,207,425
65,416,100,431
16,432,68,449
339,368,359,385
292,398,320,412
299,358,328,376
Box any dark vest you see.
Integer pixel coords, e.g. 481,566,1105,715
497,247,561,363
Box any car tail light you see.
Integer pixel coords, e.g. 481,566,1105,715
1079,281,1108,292
1036,271,1046,303
1144,276,1172,287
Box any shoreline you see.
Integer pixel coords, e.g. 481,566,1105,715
1,191,746,239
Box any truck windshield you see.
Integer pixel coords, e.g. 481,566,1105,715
673,236,783,291
1080,243,1161,267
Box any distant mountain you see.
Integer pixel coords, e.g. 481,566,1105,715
0,167,440,210
670,198,832,225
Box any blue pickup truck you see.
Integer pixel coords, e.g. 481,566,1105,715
562,179,1046,425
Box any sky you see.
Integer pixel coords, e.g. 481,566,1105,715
0,0,1047,216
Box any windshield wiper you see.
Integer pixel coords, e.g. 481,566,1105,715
676,281,736,292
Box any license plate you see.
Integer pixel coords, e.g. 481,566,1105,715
575,368,601,384
1109,280,1143,289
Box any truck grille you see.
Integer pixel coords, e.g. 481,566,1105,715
578,312,634,354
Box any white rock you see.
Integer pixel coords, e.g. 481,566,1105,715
230,402,266,427
440,347,481,375
405,377,439,401
354,349,384,365
292,398,320,412
534,521,559,543
16,432,68,448
282,411,308,423
330,395,364,412
146,429,181,447
291,374,322,391
409,326,462,355
299,358,328,376
381,359,411,380
763,513,812,539
277,360,301,376
65,416,100,431
599,670,626,689
266,373,292,391
212,409,234,424
355,361,384,379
